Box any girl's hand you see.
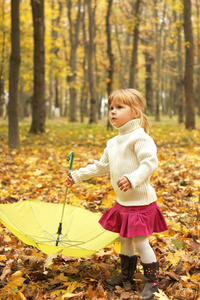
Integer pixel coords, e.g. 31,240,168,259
117,176,131,192
65,176,75,188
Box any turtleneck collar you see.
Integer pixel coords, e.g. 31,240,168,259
118,119,141,135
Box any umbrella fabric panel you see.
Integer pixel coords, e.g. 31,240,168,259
0,201,50,243
0,220,39,249
0,200,119,257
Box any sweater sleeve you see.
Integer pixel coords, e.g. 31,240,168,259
124,136,158,189
71,147,110,183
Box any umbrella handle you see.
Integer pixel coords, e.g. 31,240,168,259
55,151,74,247
67,151,74,172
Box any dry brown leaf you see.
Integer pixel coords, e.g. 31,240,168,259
0,259,14,281
20,255,45,269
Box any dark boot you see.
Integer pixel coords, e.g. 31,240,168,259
106,254,137,287
139,261,159,300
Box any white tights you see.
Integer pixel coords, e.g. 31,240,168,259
120,236,157,264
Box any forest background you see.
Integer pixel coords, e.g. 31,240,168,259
0,0,200,149
0,0,200,299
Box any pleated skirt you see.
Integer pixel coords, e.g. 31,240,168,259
99,201,168,238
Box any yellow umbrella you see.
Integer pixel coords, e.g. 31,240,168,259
0,151,119,257
0,199,119,257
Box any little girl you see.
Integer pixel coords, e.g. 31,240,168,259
66,88,168,300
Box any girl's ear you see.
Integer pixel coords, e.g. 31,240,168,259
133,109,140,118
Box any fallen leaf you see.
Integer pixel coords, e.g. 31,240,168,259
0,259,13,281
154,289,170,299
62,292,85,299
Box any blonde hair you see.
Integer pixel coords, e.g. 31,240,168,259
108,88,150,134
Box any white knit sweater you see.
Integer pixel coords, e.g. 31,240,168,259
71,119,158,206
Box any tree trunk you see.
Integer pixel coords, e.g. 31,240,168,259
142,6,154,114
155,0,161,121
183,0,195,129
106,0,114,96
87,0,97,124
80,2,88,123
0,0,6,117
161,34,167,115
48,0,63,119
80,55,87,123
92,4,100,120
67,0,81,122
129,0,141,88
54,1,62,113
195,0,200,116
55,77,59,108
49,60,53,119
169,13,176,119
8,0,20,149
106,0,114,129
177,13,184,123
49,0,55,120
30,0,45,133
145,52,153,113
154,0,166,122
18,82,25,120
114,23,125,87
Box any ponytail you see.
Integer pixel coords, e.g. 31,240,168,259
140,113,149,135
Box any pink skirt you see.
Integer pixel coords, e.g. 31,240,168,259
99,201,168,238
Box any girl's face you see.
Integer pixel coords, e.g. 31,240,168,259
109,99,136,128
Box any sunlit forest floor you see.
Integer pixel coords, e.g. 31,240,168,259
0,116,200,300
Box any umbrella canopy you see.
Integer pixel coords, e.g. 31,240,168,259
0,200,119,257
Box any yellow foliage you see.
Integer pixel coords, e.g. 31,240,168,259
0,255,7,261
166,251,181,267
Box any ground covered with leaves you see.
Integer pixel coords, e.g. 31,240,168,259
0,118,200,300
